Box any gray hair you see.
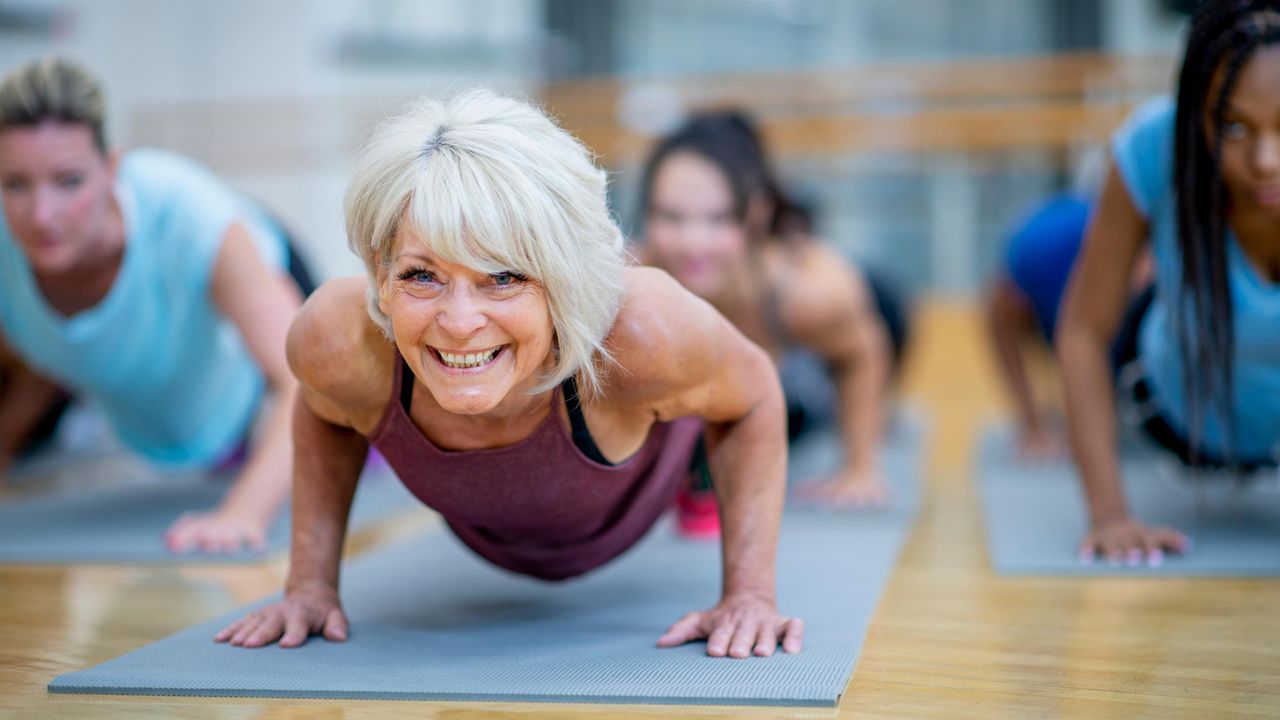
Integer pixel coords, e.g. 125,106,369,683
0,56,107,152
345,88,626,396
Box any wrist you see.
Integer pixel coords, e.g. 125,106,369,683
285,575,338,597
722,584,776,606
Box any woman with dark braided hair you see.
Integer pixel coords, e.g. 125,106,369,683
1058,0,1280,566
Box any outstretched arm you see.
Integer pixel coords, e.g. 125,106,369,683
613,268,800,657
987,276,1059,458
0,338,68,478
1057,161,1187,564
215,279,385,647
167,223,302,553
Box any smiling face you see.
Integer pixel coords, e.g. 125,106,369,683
1210,45,1280,216
0,121,117,274
644,151,749,298
377,225,556,416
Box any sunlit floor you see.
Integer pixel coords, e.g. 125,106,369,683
3,298,1277,719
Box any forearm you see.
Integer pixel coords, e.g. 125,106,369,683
0,367,67,458
217,381,298,523
833,323,890,478
987,294,1042,432
284,394,368,595
1057,326,1127,524
706,381,787,602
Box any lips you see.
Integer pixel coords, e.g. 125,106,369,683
1255,185,1280,208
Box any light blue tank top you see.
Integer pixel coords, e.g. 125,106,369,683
0,149,287,468
1112,98,1280,461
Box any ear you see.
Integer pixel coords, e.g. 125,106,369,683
374,263,392,318
104,148,122,181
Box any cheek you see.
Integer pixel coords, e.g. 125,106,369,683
708,226,748,258
646,221,684,254
58,183,110,235
1218,146,1252,187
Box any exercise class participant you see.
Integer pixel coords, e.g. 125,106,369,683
640,110,907,509
1057,0,1280,565
214,90,803,658
0,57,310,553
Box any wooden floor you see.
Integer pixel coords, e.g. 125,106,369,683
3,299,1277,719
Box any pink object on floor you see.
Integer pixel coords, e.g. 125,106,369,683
675,489,720,540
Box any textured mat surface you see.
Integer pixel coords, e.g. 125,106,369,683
48,421,926,706
0,461,417,564
978,426,1280,576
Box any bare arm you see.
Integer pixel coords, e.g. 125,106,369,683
0,338,68,473
987,276,1053,450
786,250,892,505
1056,161,1187,561
166,223,303,552
613,268,799,657
217,278,385,647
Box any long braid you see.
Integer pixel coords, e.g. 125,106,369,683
1173,0,1280,466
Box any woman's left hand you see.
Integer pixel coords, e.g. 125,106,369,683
796,468,892,508
657,592,803,658
164,508,271,554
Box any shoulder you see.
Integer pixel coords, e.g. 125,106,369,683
1111,97,1175,218
607,266,710,360
120,149,224,196
288,277,395,427
599,266,730,398
776,241,868,341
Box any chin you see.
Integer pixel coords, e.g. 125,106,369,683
428,386,509,416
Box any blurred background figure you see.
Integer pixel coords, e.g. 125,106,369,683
638,110,910,511
0,57,312,554
987,194,1091,460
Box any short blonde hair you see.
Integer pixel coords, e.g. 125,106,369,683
0,56,107,152
345,89,626,396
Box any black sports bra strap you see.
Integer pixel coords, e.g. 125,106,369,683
562,375,613,466
399,356,415,411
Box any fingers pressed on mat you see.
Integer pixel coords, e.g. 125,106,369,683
323,608,349,642
781,617,805,653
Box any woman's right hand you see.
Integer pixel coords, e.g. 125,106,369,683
1078,517,1190,567
213,585,348,648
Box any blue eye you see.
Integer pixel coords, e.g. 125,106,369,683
57,174,83,190
1223,121,1248,141
491,271,527,287
396,267,435,284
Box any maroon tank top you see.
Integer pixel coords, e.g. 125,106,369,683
367,358,703,581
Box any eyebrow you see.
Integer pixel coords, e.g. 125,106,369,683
394,252,437,264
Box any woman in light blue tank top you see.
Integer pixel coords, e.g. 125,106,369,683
0,57,304,554
1057,0,1280,567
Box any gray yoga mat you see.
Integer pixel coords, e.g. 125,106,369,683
978,426,1280,576
48,420,926,707
0,458,418,564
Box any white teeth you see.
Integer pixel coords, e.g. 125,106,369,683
438,348,500,369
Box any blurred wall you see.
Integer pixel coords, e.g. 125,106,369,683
1,0,1191,294
0,0,543,278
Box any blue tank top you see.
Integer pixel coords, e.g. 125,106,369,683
1113,98,1280,461
0,149,287,467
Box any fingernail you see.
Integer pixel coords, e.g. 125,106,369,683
1126,549,1142,567
1077,550,1094,565
1148,550,1164,568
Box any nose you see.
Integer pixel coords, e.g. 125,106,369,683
435,283,488,339
31,186,58,230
